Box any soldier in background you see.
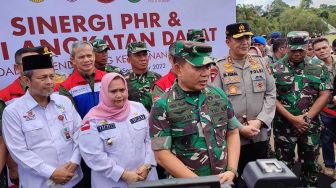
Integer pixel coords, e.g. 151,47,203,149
267,38,288,65
124,41,161,112
91,39,123,74
272,31,332,187
149,41,240,183
306,39,315,58
312,37,336,177
252,36,267,57
210,23,276,179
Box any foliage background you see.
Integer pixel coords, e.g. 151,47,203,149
236,0,336,41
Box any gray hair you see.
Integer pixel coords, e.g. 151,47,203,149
70,41,93,57
23,70,34,80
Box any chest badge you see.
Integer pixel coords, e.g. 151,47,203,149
58,115,64,121
228,85,238,95
106,138,113,145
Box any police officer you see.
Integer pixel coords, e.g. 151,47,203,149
210,22,276,176
149,41,241,183
125,41,161,112
91,38,123,74
2,54,83,188
272,31,332,187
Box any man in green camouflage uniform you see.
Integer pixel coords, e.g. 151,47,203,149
91,38,123,74
125,41,161,111
151,29,206,103
272,31,332,187
149,41,241,183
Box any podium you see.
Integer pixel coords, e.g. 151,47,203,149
242,159,300,188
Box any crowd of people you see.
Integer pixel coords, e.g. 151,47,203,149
0,21,335,188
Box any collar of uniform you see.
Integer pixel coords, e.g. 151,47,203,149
232,58,250,70
128,70,149,80
172,80,207,100
23,90,52,110
286,58,304,69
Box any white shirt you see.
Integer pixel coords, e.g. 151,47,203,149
2,91,83,188
78,101,158,188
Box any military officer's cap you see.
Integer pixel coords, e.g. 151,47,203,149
226,22,253,39
91,39,110,52
127,41,149,54
22,54,53,72
287,31,309,50
187,29,206,42
174,41,214,67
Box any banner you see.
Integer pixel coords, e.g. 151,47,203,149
0,0,236,89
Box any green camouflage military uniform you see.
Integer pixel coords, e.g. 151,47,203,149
124,70,161,111
149,40,240,176
126,41,161,111
104,64,123,74
149,82,240,176
273,31,333,187
91,39,123,74
187,29,206,42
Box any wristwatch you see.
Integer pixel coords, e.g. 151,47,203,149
226,166,239,178
303,114,312,124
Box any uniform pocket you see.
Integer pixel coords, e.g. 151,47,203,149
302,78,320,96
22,120,49,148
99,130,118,153
171,123,198,153
251,74,266,93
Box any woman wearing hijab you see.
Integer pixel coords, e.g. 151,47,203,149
77,73,158,188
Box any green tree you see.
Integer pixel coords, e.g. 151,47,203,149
299,0,313,9
320,10,329,19
266,0,290,18
278,9,328,35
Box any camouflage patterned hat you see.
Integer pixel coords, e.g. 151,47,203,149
287,31,309,50
174,41,214,67
226,22,253,39
127,41,149,54
187,29,205,42
91,39,110,52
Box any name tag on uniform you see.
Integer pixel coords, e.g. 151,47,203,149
97,123,116,132
130,114,146,124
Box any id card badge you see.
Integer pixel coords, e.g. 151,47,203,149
62,127,72,141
